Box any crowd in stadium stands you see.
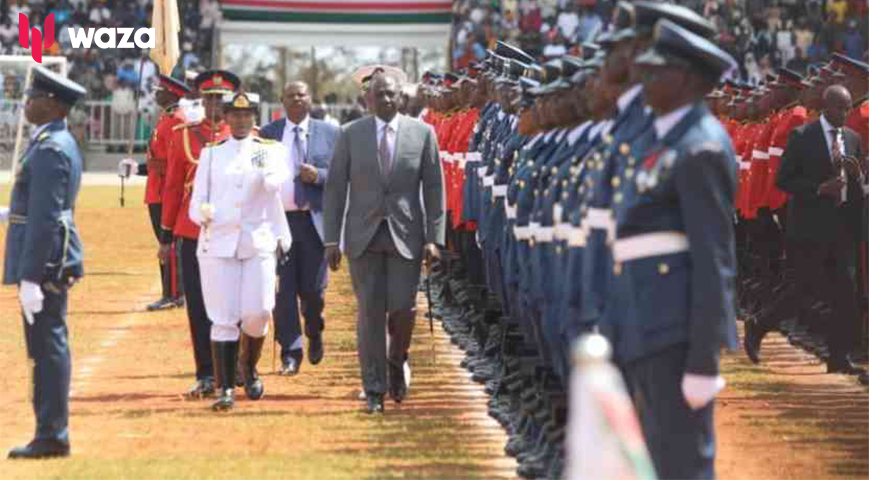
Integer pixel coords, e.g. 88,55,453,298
451,0,869,82
0,0,220,100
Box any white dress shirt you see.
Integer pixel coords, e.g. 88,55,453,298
280,115,310,211
820,114,848,201
375,114,400,165
653,104,692,141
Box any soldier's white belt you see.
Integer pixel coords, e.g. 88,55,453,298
467,152,482,162
483,175,495,187
535,226,554,243
738,161,751,171
477,166,488,177
513,225,532,240
554,223,571,241
584,208,614,230
768,147,784,157
566,226,587,247
505,203,517,219
612,231,689,263
492,185,507,198
752,150,769,160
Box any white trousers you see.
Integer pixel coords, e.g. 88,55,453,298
199,254,277,342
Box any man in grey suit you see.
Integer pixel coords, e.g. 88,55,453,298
260,81,339,375
324,73,445,413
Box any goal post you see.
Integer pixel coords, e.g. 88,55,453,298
0,55,68,181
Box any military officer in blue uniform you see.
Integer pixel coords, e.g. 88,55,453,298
3,66,86,459
598,19,739,479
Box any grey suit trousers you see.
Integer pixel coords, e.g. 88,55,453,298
348,222,421,394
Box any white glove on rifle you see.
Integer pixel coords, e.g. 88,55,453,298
19,280,44,325
681,373,725,411
118,158,138,179
0,206,9,225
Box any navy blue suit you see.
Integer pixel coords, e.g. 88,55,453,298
3,120,83,447
600,102,739,480
260,117,339,358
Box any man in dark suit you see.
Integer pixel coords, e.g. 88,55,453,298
323,72,445,413
260,81,339,375
745,84,866,375
2,67,86,459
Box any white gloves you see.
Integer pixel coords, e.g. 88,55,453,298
199,203,215,224
0,206,8,225
681,373,725,411
118,158,138,178
19,281,44,325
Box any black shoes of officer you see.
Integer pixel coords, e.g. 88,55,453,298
211,341,238,411
280,349,303,376
827,354,867,375
239,333,265,400
389,362,407,403
8,440,70,459
366,392,385,414
743,319,766,364
308,334,324,366
184,377,215,399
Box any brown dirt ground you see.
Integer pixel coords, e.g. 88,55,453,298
0,185,867,479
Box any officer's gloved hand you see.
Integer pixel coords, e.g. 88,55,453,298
681,373,725,411
0,206,9,225
199,203,215,224
276,239,292,268
118,158,138,178
19,280,44,325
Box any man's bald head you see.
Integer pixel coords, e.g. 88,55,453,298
822,84,853,128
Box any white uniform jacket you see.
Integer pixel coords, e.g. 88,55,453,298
190,135,292,259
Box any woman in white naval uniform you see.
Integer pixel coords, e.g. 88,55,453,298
189,91,292,411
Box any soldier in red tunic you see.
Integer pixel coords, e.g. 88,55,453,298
119,75,191,311
161,70,237,398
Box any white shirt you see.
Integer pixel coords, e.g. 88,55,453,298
280,115,310,211
375,114,400,164
653,104,693,141
567,120,593,146
820,114,848,201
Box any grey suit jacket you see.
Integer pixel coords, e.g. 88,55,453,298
324,114,445,260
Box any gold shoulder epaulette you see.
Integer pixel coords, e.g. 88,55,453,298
253,137,277,144
173,120,202,131
207,139,228,147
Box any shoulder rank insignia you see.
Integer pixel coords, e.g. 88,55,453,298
253,137,277,144
207,139,228,147
36,131,51,142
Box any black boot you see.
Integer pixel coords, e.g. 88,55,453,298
211,341,238,411
239,334,265,400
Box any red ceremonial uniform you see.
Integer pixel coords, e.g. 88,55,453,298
448,108,480,230
732,122,753,217
161,119,231,240
145,105,183,204
766,104,808,211
747,111,780,216
846,97,869,154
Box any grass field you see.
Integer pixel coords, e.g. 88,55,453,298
0,184,866,480
0,185,514,480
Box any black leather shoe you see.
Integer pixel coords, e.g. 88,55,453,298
389,363,407,403
859,373,869,386
743,320,765,364
827,356,867,375
308,335,324,366
171,295,186,308
8,440,70,459
146,297,177,311
280,350,303,376
184,378,215,399
366,392,384,414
